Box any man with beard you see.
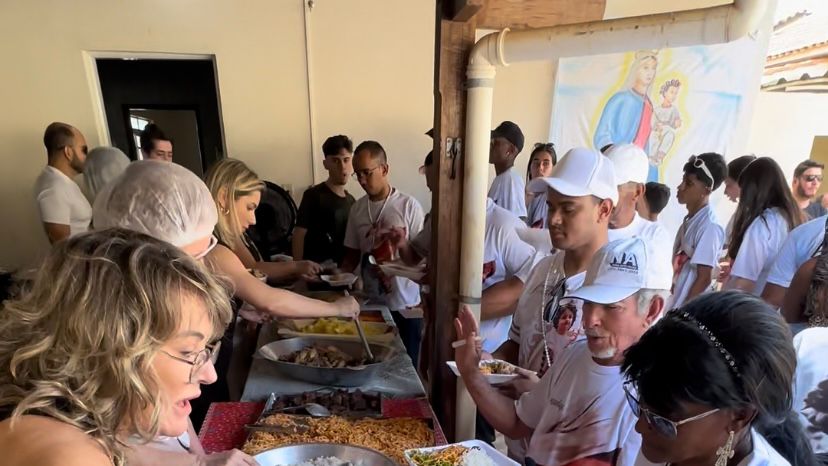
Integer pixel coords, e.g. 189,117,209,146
34,122,91,243
792,160,827,219
293,135,356,266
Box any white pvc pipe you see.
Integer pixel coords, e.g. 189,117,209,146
454,0,775,440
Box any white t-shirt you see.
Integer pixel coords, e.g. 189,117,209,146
526,194,547,229
792,327,828,456
608,214,673,255
634,429,789,466
516,341,640,466
730,208,791,296
480,199,537,352
33,166,92,237
669,205,725,309
766,214,827,288
489,167,527,218
508,252,586,373
344,188,425,311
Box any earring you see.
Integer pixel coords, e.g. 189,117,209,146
715,431,735,466
220,206,230,215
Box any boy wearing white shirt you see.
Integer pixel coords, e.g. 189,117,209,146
605,145,673,254
455,237,671,466
487,148,616,461
669,153,728,309
33,122,91,244
489,121,527,219
341,141,425,362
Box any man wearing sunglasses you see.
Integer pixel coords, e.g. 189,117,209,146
792,160,827,220
455,237,670,466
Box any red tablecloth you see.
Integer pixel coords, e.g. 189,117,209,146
198,398,447,454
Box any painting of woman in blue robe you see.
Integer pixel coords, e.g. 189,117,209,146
593,50,660,181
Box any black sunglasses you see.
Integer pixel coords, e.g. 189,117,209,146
623,382,719,438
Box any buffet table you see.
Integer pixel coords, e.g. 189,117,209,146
240,306,427,401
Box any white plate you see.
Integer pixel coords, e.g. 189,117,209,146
445,360,520,385
320,273,358,287
378,262,426,281
404,440,520,466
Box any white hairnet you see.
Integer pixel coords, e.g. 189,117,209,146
84,146,130,201
92,160,218,247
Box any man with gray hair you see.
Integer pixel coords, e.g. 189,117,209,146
455,237,671,465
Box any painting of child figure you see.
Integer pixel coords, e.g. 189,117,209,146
649,79,683,181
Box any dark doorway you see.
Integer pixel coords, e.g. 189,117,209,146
96,58,224,176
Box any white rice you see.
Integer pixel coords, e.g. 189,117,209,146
459,448,496,466
283,456,360,466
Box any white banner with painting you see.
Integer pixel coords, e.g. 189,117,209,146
549,38,763,236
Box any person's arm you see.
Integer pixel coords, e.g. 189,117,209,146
125,445,257,466
685,264,713,302
726,219,769,293
761,283,788,310
208,245,358,319
233,241,321,282
385,226,424,266
454,306,533,439
292,227,308,261
480,277,524,321
781,258,815,324
725,276,756,292
42,222,70,244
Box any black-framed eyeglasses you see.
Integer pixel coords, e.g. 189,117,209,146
803,174,824,183
352,165,383,180
160,342,220,384
623,382,719,438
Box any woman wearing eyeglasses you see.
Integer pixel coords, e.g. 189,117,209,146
622,291,815,466
0,229,259,466
725,157,804,296
525,143,558,229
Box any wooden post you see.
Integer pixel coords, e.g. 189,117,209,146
428,1,477,442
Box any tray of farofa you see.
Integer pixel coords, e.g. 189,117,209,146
278,317,396,343
242,413,434,465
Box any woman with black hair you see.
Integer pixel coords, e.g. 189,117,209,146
623,291,816,466
726,157,804,296
525,143,557,229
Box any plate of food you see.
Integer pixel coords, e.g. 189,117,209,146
278,317,396,343
405,440,519,466
445,360,523,385
244,416,434,464
320,273,358,287
377,262,426,281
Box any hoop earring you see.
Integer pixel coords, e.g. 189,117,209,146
715,431,735,466
220,206,230,215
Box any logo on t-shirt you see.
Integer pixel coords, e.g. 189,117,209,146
609,253,639,272
482,261,496,282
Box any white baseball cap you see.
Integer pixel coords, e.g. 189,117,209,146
605,144,649,185
534,147,618,204
566,237,672,304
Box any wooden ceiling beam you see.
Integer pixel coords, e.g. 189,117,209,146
477,0,607,30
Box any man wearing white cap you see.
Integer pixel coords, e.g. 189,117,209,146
455,237,671,466
482,147,615,461
605,144,672,250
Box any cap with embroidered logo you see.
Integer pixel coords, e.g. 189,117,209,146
566,237,672,304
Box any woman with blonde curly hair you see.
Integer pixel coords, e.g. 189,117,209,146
0,229,257,466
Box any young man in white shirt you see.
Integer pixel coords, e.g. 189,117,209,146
390,152,537,353
140,124,174,162
669,153,728,309
761,213,828,309
33,122,91,244
489,121,527,219
605,145,673,253
485,147,616,461
341,140,425,362
455,237,671,466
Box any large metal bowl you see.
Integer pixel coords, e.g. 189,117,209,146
253,443,397,466
258,337,396,387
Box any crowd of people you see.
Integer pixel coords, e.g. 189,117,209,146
0,117,826,466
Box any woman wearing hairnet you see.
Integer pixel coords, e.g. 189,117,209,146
92,161,358,465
